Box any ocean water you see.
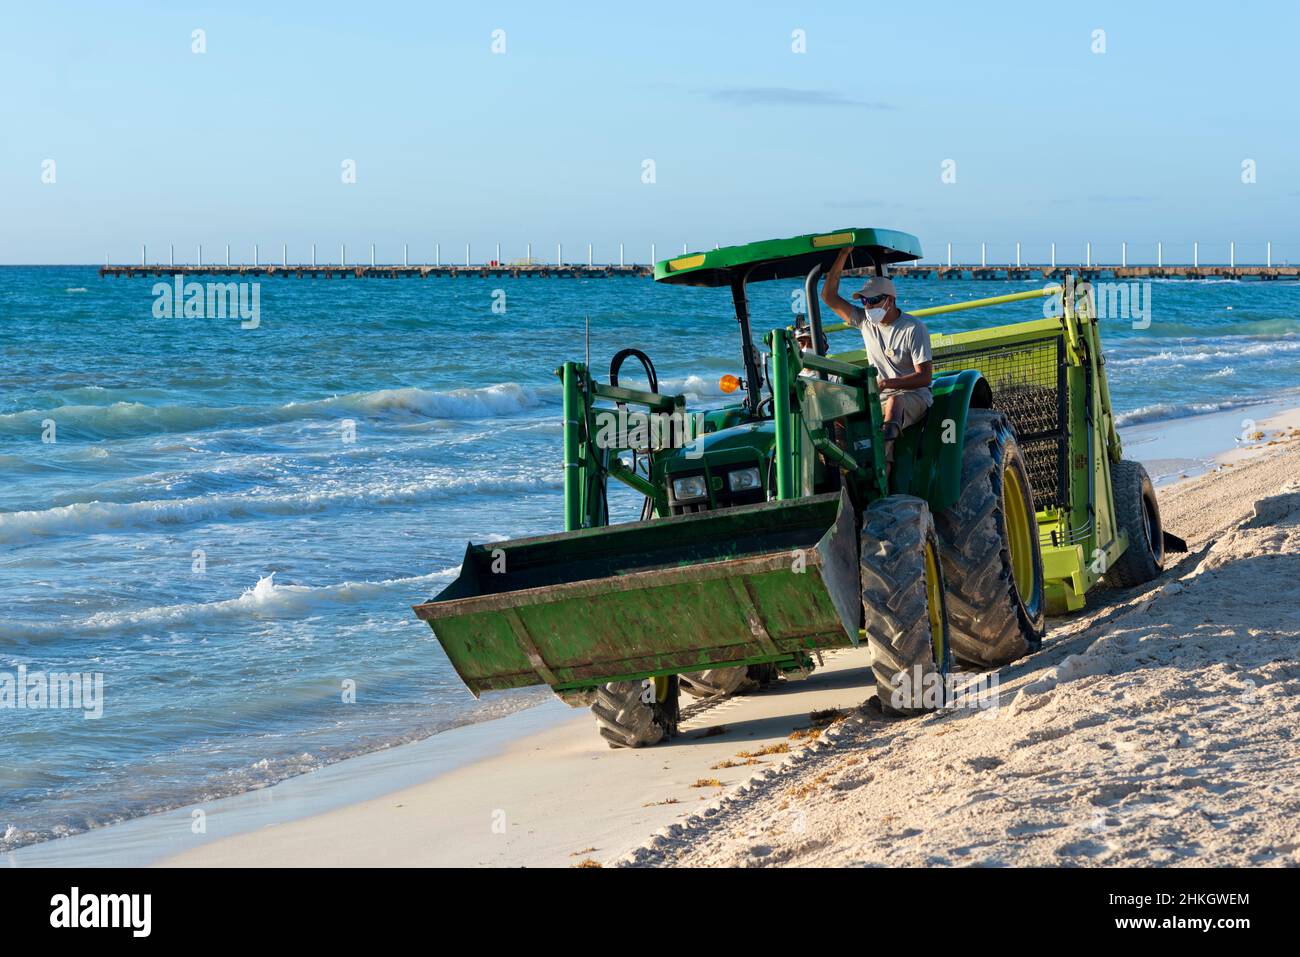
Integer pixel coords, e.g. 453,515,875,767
2,266,1299,848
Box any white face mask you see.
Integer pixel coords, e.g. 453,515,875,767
866,307,887,323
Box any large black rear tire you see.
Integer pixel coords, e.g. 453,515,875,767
591,676,679,749
1105,460,1166,588
935,409,1047,669
861,495,952,716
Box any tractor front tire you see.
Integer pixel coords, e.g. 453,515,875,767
861,495,952,716
1105,460,1166,588
592,676,679,749
936,409,1047,669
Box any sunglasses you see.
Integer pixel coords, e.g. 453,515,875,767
858,293,890,306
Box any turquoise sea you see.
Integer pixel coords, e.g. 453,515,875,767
3,266,1299,848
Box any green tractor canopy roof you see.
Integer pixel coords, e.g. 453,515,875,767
653,227,923,287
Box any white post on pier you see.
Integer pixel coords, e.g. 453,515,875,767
1157,242,1162,268
1086,242,1092,268
557,242,562,267
282,244,287,268
588,244,593,268
1267,241,1272,268
495,242,501,265
651,242,656,264
526,242,532,265
1230,241,1235,269
341,243,346,267
404,243,408,267
311,243,317,267
196,245,202,267
169,244,174,267
371,244,376,268
253,244,258,268
619,243,625,267
141,244,146,266
980,242,986,268
1051,243,1057,269
946,242,952,268
1015,242,1021,268
1193,242,1199,268
435,243,441,267
466,244,471,267
226,244,231,267
1121,242,1127,268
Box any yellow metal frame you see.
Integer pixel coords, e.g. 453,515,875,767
824,282,1128,617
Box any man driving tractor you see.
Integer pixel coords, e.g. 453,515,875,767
821,247,933,469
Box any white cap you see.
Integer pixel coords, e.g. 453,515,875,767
852,276,897,301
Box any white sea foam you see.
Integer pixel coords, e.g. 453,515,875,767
1114,395,1281,428
302,383,542,419
657,374,725,398
0,568,459,641
1108,337,1300,368
0,382,545,437
0,472,560,542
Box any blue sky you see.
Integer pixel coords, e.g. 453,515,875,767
3,0,1297,264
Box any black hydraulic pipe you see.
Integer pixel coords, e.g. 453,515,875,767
804,263,826,357
731,268,764,414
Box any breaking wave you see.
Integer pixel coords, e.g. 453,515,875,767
0,472,560,542
1108,336,1300,368
0,383,545,438
1114,395,1289,428
0,569,459,642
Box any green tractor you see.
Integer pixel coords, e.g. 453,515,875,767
413,228,1181,747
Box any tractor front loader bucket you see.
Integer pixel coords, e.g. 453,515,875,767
413,490,863,697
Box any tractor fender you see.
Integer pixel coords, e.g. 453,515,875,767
908,369,992,512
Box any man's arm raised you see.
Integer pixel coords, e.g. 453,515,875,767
820,248,860,326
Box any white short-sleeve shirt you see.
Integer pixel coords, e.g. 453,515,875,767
847,307,933,406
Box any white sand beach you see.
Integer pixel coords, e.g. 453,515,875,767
8,406,1299,869
627,407,1300,867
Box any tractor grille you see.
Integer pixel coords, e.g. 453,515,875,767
932,335,1068,510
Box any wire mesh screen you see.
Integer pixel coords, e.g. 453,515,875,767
932,335,1067,510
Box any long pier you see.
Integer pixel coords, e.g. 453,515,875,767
886,265,1300,281
99,264,652,280
98,262,1300,282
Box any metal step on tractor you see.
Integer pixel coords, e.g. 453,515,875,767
413,228,1186,748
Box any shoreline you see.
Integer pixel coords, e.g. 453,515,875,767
7,402,1300,868
1120,397,1299,485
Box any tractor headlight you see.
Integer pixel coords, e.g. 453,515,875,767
671,475,709,502
726,467,762,492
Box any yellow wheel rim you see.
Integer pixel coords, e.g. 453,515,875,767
652,675,671,704
924,541,945,667
1003,465,1035,599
